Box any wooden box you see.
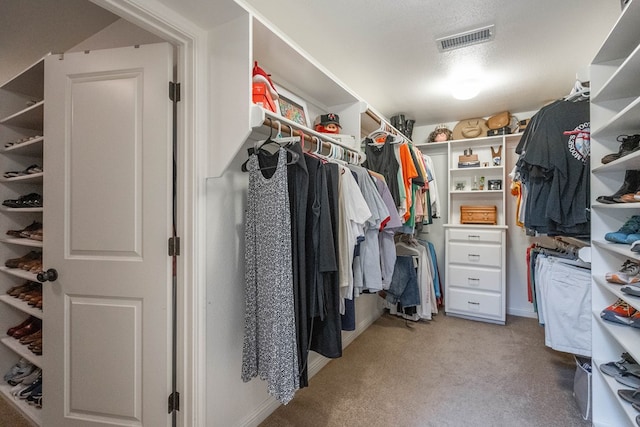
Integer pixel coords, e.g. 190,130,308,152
460,205,497,225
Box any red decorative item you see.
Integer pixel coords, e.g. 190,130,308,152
252,61,279,100
252,82,277,113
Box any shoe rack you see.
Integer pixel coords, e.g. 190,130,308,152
590,0,640,424
0,57,46,425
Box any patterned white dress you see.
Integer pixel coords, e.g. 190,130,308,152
241,148,299,404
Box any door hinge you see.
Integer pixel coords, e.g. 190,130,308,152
169,82,181,102
168,237,181,256
168,391,180,413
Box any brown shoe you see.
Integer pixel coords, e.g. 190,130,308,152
5,251,40,269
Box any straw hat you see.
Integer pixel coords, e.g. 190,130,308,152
452,118,489,140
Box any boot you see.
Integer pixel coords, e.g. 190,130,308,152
602,134,640,164
597,170,640,204
404,119,415,139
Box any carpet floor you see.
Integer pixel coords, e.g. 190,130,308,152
260,312,590,427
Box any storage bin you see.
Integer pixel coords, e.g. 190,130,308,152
573,355,591,421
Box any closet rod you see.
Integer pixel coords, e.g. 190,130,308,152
260,116,361,157
365,108,411,143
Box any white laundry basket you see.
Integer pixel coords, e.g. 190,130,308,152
573,355,592,421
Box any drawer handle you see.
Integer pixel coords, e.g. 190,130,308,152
468,235,480,240
468,254,480,261
468,301,479,305
468,278,480,285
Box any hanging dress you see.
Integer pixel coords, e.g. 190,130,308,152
241,148,299,404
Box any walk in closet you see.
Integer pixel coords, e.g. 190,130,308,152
591,0,640,424
1,0,630,426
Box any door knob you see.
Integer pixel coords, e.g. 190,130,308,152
37,268,58,283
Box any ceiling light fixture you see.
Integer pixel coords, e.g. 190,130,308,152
451,78,481,100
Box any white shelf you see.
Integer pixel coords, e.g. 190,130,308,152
591,201,640,209
0,238,42,248
0,295,42,320
0,207,43,213
450,190,503,195
590,4,640,421
594,276,640,312
592,43,640,103
594,357,640,426
0,337,41,368
0,267,39,282
2,136,44,156
592,239,640,261
0,57,45,100
0,383,41,426
0,101,44,131
0,172,43,184
593,0,640,64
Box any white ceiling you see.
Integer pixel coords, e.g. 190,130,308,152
1,0,624,128
0,0,119,84
241,0,623,126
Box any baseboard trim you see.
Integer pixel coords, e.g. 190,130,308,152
507,307,538,319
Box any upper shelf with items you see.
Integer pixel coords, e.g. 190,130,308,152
208,8,365,177
207,5,405,177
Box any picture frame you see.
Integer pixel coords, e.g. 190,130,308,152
275,85,310,128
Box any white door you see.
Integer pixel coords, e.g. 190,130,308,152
42,43,174,426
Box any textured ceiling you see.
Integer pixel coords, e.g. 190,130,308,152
241,0,622,126
0,0,623,128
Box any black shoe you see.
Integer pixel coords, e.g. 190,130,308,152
602,134,640,164
597,170,640,204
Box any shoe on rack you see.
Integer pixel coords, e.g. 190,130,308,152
606,260,640,284
6,220,42,238
7,363,36,386
597,170,640,204
7,317,34,336
601,134,640,164
5,251,41,269
18,368,41,387
616,371,640,388
622,284,640,297
605,215,640,243
600,353,640,376
11,317,41,339
1,192,42,209
601,299,638,325
252,61,279,100
3,358,30,382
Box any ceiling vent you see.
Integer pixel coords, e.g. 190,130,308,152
436,25,495,52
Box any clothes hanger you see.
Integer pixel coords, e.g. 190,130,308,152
241,119,300,172
564,80,590,102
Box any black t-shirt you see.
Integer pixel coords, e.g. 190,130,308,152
522,100,590,232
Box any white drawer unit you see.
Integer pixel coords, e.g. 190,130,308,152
447,265,502,293
448,228,503,244
444,226,506,324
447,242,502,268
447,288,503,319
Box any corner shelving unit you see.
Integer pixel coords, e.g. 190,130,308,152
418,133,520,325
590,0,640,425
0,56,46,426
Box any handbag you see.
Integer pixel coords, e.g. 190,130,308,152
487,111,511,130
